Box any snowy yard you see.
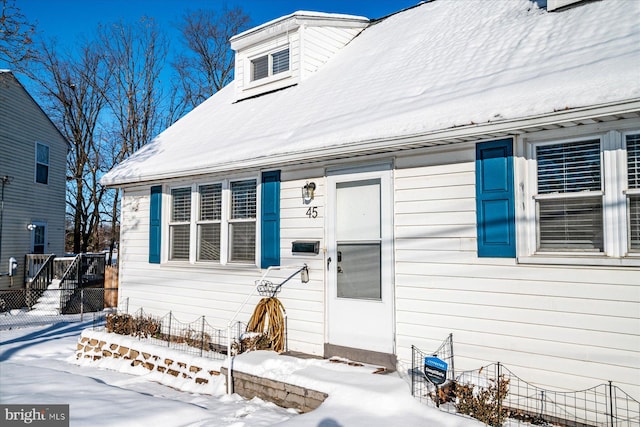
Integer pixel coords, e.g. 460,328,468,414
0,320,480,426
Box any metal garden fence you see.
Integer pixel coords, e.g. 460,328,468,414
412,341,640,427
114,306,246,361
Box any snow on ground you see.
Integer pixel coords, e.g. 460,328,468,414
0,321,482,426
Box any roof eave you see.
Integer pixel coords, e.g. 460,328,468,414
103,98,640,188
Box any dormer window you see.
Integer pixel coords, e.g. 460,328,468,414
251,48,290,82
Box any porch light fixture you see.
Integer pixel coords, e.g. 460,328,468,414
27,223,36,231
302,181,316,203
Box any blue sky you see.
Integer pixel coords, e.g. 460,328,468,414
16,1,421,53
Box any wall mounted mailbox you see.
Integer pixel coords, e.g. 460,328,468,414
292,241,320,255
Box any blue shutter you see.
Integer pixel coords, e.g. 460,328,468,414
476,139,516,257
149,185,162,264
261,171,281,268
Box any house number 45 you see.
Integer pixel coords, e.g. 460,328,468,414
306,206,318,218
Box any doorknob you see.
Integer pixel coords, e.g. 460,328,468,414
327,257,332,270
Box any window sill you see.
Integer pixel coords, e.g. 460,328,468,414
246,71,292,90
517,255,640,268
161,260,260,271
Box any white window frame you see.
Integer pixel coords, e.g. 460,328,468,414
518,127,640,267
165,176,260,266
247,46,291,87
35,142,50,185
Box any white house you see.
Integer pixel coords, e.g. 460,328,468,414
102,0,640,399
0,70,68,289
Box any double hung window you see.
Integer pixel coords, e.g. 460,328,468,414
168,178,257,264
527,130,640,261
535,139,603,251
251,48,289,81
35,142,49,184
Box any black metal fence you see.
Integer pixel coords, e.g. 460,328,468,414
113,306,246,361
0,288,116,330
412,341,640,427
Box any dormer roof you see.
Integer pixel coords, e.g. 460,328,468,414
230,11,369,101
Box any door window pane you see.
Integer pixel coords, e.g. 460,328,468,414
337,243,381,300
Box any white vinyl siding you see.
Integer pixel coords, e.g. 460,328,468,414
300,26,366,78
394,144,639,398
117,171,326,357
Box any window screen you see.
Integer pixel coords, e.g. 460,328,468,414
537,140,601,193
198,184,222,261
170,188,191,260
231,180,256,219
229,180,256,262
536,140,603,252
252,55,268,81
272,49,289,75
199,184,222,220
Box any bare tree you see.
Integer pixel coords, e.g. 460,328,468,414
31,39,112,253
0,0,37,68
171,6,250,119
98,18,169,261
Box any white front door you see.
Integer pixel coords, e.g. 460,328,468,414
326,167,394,354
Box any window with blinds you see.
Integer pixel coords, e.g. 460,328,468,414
230,180,256,262
251,55,268,81
170,187,191,260
272,49,289,75
535,140,603,252
198,184,222,261
628,134,640,251
250,48,290,82
165,177,260,265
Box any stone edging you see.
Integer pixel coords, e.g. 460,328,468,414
74,330,328,413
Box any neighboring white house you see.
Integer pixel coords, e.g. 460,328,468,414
101,0,640,400
0,70,68,289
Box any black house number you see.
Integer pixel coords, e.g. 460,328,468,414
306,206,318,218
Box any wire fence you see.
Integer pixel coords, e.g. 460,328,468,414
111,306,246,361
0,288,116,330
412,341,640,427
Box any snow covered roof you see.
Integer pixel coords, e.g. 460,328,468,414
102,0,640,186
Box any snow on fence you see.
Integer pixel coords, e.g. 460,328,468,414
411,341,640,427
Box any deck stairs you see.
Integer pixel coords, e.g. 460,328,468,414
27,279,73,315
24,253,106,314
